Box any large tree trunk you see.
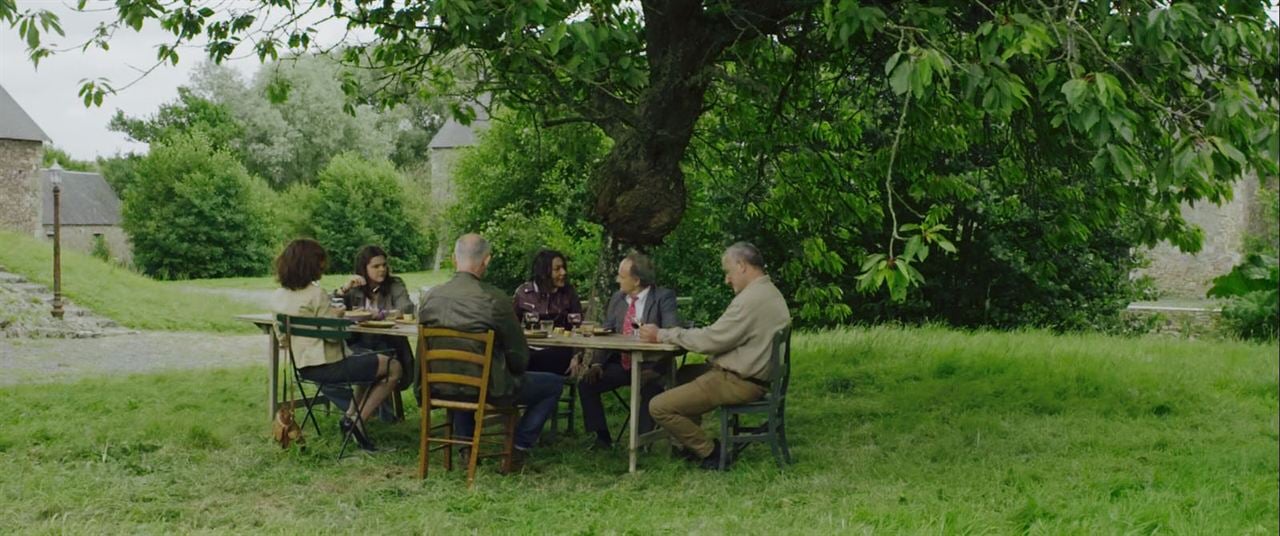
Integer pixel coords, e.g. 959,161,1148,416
587,0,802,246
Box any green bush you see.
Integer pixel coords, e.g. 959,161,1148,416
479,207,601,295
305,154,430,274
90,234,111,263
122,133,274,280
1209,253,1279,341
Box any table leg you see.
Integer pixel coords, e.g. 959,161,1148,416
629,351,642,473
267,330,279,422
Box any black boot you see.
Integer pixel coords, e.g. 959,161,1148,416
698,440,726,471
340,416,377,452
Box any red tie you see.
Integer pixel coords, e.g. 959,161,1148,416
621,297,636,371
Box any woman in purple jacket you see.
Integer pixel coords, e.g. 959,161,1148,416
513,249,584,375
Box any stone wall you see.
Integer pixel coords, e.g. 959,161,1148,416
41,224,133,266
1137,178,1259,299
0,138,42,237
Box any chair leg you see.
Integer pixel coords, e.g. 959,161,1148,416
393,390,405,422
466,408,486,488
767,415,785,469
500,412,517,473
718,410,731,471
566,383,577,436
611,388,630,445
338,383,372,460
443,411,454,472
418,402,431,479
294,377,323,437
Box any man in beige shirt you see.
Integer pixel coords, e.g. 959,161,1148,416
639,242,791,470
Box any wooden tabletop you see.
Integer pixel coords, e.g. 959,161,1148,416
235,313,680,352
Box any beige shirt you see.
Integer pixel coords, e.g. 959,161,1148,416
658,275,790,381
270,282,344,369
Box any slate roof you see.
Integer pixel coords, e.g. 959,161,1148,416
427,98,491,149
0,84,51,142
40,169,122,226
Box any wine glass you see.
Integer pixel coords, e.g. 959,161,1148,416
567,313,583,334
523,312,539,331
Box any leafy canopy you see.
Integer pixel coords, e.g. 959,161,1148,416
5,0,1277,303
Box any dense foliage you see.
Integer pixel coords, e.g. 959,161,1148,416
5,1,1276,320
122,134,274,280
1209,253,1279,341
301,154,431,274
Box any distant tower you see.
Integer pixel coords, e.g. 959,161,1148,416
426,100,489,268
0,84,51,237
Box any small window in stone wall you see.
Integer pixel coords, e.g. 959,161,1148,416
91,233,111,262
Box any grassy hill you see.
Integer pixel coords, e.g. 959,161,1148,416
0,231,447,333
0,326,1274,533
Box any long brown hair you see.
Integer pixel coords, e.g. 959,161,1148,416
353,244,392,300
275,239,327,291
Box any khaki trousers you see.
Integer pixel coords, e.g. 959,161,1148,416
649,364,766,458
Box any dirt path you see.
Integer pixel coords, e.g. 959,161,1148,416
0,331,265,386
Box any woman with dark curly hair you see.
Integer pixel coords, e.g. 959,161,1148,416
270,239,401,451
513,248,584,375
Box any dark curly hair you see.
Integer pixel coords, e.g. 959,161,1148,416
529,249,568,292
275,239,327,291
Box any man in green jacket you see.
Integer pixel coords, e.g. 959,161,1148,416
419,233,564,459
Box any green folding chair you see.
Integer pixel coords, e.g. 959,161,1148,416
276,313,378,459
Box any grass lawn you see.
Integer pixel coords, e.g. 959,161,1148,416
2,326,1275,533
0,231,447,333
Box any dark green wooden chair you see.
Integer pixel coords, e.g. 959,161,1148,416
276,313,377,459
717,325,793,470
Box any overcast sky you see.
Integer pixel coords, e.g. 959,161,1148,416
3,2,1278,161
1,1,349,160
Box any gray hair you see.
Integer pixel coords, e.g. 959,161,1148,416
624,251,657,288
724,241,765,269
454,233,491,268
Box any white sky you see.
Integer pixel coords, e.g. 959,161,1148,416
2,1,1278,161
1,0,353,160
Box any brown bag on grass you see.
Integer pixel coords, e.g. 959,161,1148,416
272,338,305,449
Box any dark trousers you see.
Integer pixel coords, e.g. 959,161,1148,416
527,346,575,375
323,335,415,422
578,361,664,439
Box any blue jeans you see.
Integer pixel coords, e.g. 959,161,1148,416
450,371,564,450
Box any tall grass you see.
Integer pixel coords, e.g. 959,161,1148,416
1,326,1274,533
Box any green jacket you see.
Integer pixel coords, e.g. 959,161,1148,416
337,275,415,315
417,272,529,403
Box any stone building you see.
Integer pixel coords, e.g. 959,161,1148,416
1137,177,1268,299
0,84,50,237
426,102,489,267
40,167,132,265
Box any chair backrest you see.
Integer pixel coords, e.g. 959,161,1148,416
275,313,351,370
768,325,792,400
416,326,497,403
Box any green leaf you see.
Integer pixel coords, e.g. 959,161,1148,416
890,60,912,96
1061,78,1087,107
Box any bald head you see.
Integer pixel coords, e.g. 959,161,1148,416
454,233,492,277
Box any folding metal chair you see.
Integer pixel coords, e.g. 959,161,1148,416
275,314,379,460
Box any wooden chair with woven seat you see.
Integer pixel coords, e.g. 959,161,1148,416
416,326,519,487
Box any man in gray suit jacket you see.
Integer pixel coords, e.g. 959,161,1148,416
577,252,679,448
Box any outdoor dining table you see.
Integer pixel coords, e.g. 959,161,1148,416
235,313,682,473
